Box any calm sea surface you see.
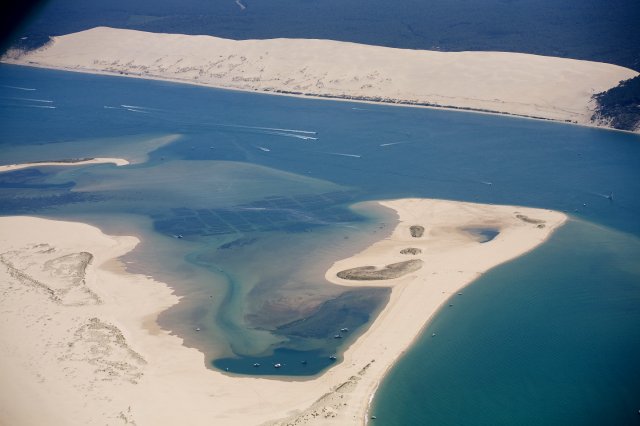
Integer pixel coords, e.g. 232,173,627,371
1,65,638,421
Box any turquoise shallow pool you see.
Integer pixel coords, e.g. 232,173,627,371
0,64,638,419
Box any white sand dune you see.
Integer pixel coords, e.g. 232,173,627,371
0,199,565,425
3,27,637,129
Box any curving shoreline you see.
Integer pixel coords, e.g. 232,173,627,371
0,157,129,173
0,198,566,425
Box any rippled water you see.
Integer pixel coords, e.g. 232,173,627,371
1,63,638,423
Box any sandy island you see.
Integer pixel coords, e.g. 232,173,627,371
2,26,637,130
0,157,129,173
0,199,565,425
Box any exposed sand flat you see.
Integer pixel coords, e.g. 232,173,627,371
0,199,566,425
0,157,129,172
3,27,637,128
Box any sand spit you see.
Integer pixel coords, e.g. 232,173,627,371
0,200,565,425
3,26,637,129
0,157,129,172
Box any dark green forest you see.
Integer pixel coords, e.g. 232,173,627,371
592,76,640,131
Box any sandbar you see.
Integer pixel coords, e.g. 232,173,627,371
0,199,566,425
0,157,129,173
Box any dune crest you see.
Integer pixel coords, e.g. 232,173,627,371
3,26,637,129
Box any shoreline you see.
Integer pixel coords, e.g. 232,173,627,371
5,59,638,137
0,199,566,425
0,157,129,172
2,26,637,135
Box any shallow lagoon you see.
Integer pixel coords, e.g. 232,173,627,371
1,64,639,419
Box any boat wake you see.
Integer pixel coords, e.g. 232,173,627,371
4,103,57,109
103,105,151,113
6,97,53,103
327,152,362,158
379,141,410,147
212,122,316,134
1,85,36,91
263,131,317,140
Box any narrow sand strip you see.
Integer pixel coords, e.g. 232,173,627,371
2,27,637,129
0,157,129,173
0,199,565,425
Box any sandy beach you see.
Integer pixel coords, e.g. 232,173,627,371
0,157,129,173
0,199,566,425
2,27,637,130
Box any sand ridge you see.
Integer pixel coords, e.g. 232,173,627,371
2,26,637,130
0,199,566,425
0,157,129,173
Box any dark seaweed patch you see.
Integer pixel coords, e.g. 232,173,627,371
0,192,103,214
218,237,257,250
152,190,361,237
274,287,390,339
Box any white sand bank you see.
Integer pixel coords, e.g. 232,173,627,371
0,199,565,425
3,27,637,128
0,157,129,173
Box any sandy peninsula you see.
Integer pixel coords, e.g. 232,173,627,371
2,26,637,129
0,157,129,173
0,199,565,425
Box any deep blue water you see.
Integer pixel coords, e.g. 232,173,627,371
1,64,639,421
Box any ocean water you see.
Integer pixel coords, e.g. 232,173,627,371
372,220,640,425
0,65,639,419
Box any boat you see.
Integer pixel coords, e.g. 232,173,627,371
329,355,337,360
274,363,282,368
340,328,349,332
334,334,343,339
253,363,260,367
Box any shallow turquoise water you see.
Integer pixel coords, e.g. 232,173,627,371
0,64,639,419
